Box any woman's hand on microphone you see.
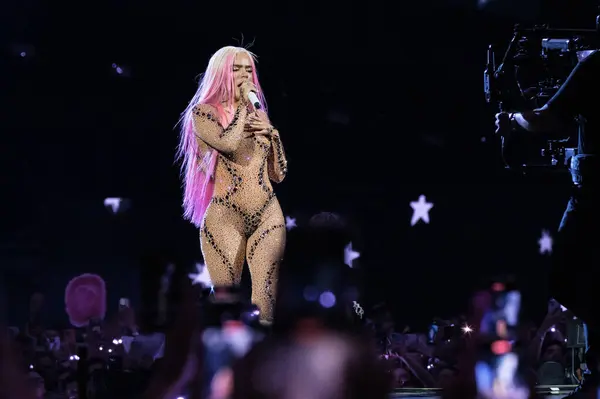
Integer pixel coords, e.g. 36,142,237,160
239,81,258,104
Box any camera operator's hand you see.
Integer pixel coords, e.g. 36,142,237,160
494,112,512,136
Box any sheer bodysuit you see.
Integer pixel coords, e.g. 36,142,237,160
192,103,288,323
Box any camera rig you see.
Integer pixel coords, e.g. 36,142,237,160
484,23,599,171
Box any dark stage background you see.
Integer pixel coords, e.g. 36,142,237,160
1,0,596,329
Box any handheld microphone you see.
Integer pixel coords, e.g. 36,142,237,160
247,91,262,110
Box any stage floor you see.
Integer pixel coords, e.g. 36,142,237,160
389,396,570,399
389,385,577,398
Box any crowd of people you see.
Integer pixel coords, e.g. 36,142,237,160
1,294,159,399
0,229,586,399
368,301,584,390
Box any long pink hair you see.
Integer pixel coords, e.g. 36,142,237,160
176,46,267,227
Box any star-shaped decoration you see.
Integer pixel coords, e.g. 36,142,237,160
538,230,553,255
188,262,213,288
285,216,297,231
104,197,123,213
344,242,360,268
10,43,36,59
111,63,131,77
410,195,434,226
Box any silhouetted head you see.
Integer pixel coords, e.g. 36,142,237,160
273,212,359,334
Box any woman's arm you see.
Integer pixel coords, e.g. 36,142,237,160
268,129,288,183
192,104,248,154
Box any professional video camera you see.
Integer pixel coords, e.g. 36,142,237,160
484,21,599,171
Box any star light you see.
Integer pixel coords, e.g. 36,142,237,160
285,216,297,231
344,242,360,268
538,230,553,255
104,197,123,213
410,195,433,226
188,262,213,289
477,0,496,9
10,43,35,58
111,63,131,77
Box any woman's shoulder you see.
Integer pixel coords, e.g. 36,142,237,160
193,103,219,113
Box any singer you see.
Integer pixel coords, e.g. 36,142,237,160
177,46,288,326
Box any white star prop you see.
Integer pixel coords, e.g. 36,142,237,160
344,242,360,268
188,262,213,288
104,197,123,213
410,195,434,226
538,230,553,255
111,63,131,77
285,216,297,231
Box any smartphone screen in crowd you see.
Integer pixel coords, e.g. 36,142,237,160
196,287,264,399
475,281,528,399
